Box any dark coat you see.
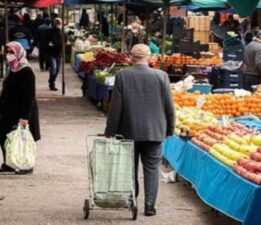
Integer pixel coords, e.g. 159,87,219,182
105,64,175,142
0,67,41,144
47,27,62,57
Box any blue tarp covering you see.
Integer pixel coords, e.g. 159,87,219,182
163,135,261,225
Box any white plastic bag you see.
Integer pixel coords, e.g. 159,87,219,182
5,125,36,171
30,47,39,58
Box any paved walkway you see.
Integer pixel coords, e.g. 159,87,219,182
0,62,239,225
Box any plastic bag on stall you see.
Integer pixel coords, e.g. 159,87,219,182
5,125,36,171
220,60,243,71
172,75,195,91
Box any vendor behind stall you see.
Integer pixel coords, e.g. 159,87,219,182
125,21,146,52
243,31,261,90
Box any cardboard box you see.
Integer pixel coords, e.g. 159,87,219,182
194,31,210,44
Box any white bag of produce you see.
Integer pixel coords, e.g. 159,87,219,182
5,125,36,171
30,47,39,58
83,40,91,51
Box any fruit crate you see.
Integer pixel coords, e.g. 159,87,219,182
218,81,243,89
173,28,194,43
219,69,244,83
223,49,244,62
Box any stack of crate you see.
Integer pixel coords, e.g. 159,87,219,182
218,68,244,89
187,16,210,44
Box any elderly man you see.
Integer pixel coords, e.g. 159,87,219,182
105,44,175,216
244,30,261,90
125,21,146,52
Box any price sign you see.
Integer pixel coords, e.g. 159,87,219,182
197,95,206,109
221,116,229,127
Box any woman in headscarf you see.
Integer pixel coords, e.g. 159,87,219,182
0,42,40,174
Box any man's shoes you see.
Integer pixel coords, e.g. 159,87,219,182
144,203,156,216
0,164,15,173
15,168,34,175
49,86,58,91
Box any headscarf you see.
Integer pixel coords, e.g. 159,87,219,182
6,41,30,72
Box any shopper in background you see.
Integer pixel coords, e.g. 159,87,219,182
9,15,33,57
125,21,146,52
105,44,175,217
79,9,89,30
0,42,40,174
98,12,109,38
36,17,51,71
47,18,62,91
243,31,261,90
23,13,34,34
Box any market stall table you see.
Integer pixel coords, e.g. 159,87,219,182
163,135,261,225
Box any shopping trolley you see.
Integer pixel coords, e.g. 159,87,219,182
83,135,138,220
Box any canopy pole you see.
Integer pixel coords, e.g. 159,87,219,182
161,6,168,65
4,0,8,44
121,3,126,53
62,4,66,95
145,7,150,44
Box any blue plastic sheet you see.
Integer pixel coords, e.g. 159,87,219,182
234,116,261,132
163,136,261,225
86,75,110,102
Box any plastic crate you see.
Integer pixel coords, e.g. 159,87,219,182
218,81,243,89
219,69,244,82
179,41,200,57
173,28,194,43
223,49,244,62
188,84,212,93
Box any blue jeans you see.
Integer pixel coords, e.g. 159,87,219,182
49,56,60,85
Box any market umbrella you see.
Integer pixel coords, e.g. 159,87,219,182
227,0,259,18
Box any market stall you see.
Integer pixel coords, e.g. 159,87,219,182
162,84,261,224
163,133,261,225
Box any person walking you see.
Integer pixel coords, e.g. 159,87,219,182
36,17,51,71
47,18,62,91
0,42,40,174
105,44,175,216
244,31,261,91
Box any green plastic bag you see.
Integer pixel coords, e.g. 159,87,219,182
149,41,160,54
5,125,36,171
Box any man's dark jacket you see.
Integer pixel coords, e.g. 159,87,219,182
105,64,175,142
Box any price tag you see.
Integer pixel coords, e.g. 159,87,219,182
197,95,206,109
221,116,229,127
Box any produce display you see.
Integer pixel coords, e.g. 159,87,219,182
79,50,131,74
190,122,261,184
94,65,129,85
150,54,222,70
175,106,219,137
79,52,95,61
173,90,261,117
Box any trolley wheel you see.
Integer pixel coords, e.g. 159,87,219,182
83,199,90,219
131,201,138,220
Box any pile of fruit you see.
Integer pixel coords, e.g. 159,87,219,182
79,52,95,61
234,150,261,185
150,55,222,70
191,123,261,184
173,91,261,117
175,107,219,137
79,50,131,74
